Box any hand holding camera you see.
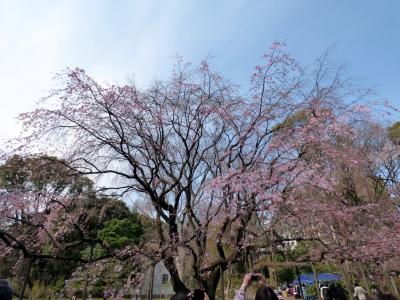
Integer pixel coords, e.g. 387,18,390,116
241,273,267,289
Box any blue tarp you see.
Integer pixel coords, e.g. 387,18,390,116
292,273,342,285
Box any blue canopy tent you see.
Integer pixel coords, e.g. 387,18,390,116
292,273,315,285
292,273,342,285
318,273,342,282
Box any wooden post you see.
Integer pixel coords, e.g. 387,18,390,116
147,264,155,300
19,258,33,300
389,274,399,299
311,262,321,300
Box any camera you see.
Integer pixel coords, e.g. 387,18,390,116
251,274,259,282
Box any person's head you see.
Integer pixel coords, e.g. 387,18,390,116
372,289,385,300
255,286,280,300
384,293,399,300
186,289,209,300
170,293,188,300
0,279,13,300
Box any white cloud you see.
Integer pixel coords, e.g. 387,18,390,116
0,0,270,147
0,1,204,146
0,1,74,144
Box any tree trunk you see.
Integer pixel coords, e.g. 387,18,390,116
347,261,355,285
248,252,254,272
225,267,233,299
203,268,221,300
359,263,370,293
220,266,225,300
164,256,189,294
147,265,155,300
19,258,33,300
311,262,321,300
267,254,277,287
82,244,94,300
389,274,399,299
341,262,354,300
273,264,278,287
245,251,250,272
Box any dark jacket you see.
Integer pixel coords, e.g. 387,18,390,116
0,279,13,300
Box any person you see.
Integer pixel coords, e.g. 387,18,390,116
371,288,398,300
0,279,13,300
372,288,386,300
186,289,209,300
171,289,210,300
288,285,293,296
334,283,348,300
234,273,279,300
327,282,337,300
301,284,310,300
294,285,302,299
353,283,368,300
321,284,329,300
170,293,189,300
272,286,284,300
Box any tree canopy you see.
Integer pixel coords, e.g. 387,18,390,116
2,43,399,299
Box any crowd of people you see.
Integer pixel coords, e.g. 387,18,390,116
277,281,398,300
170,273,281,300
168,274,398,300
319,282,348,300
352,283,398,300
0,274,398,300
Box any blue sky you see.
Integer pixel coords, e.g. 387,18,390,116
0,0,399,143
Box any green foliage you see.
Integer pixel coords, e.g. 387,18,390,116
81,244,107,260
276,267,295,283
99,198,134,221
316,263,339,273
0,155,148,296
52,275,66,293
98,217,144,248
306,285,318,297
370,282,379,290
388,122,400,143
30,280,55,300
282,110,310,128
286,241,311,260
0,155,93,194
270,109,310,133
